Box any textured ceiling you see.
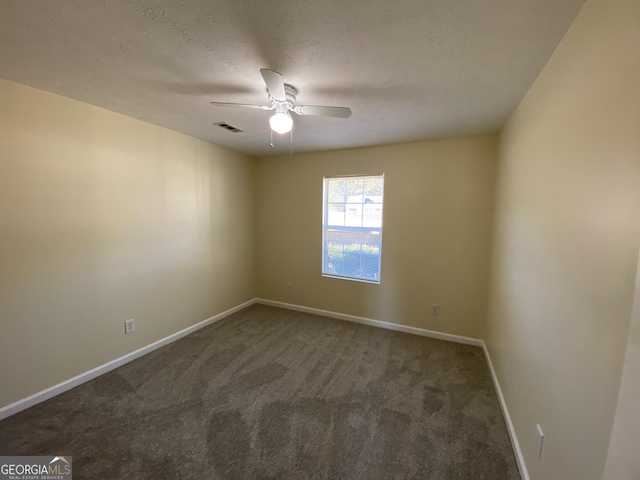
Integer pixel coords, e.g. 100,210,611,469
0,0,584,156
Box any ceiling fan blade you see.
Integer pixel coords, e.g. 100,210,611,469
296,105,352,118
260,69,286,101
210,102,271,110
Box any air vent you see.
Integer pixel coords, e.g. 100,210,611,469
214,122,243,133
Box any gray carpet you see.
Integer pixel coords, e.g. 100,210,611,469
0,304,520,479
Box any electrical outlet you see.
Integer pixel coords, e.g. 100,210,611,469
535,424,544,459
286,282,293,291
431,304,440,315
124,319,136,334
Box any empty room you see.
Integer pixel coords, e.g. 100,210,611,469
0,0,638,479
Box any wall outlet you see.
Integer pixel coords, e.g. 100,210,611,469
431,304,440,315
286,282,293,291
535,424,544,459
124,319,136,334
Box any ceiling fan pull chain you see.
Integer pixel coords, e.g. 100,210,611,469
270,128,274,148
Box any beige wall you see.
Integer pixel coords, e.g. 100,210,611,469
256,136,497,339
486,0,640,478
0,78,256,408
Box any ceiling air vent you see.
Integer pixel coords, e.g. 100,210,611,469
214,122,243,133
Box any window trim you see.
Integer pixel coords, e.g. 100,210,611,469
321,173,384,284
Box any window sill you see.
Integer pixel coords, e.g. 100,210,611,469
322,274,380,285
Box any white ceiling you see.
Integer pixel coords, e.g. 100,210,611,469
0,0,583,156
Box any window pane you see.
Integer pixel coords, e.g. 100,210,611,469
327,179,346,203
327,203,345,226
345,203,362,227
364,177,384,198
363,204,382,227
346,178,364,199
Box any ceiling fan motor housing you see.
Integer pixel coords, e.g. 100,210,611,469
272,84,297,113
284,84,297,104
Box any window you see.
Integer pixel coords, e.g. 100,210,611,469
322,174,384,283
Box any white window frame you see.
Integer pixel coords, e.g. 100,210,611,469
322,174,384,284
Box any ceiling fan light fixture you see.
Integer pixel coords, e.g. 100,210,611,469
269,112,293,134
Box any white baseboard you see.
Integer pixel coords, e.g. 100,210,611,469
0,299,256,421
255,298,483,347
482,342,530,480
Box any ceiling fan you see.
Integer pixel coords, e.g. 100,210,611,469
210,69,352,135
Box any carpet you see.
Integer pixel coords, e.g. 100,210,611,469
0,304,520,479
